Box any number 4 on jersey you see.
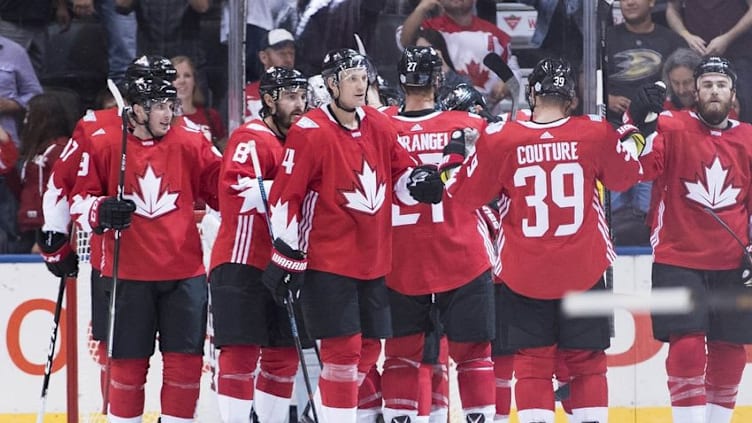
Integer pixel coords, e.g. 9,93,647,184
281,149,296,174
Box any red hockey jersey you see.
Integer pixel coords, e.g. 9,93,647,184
387,110,494,295
446,115,643,299
210,119,283,272
267,105,415,280
423,15,511,97
71,121,221,280
641,110,752,270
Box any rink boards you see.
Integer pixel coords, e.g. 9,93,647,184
2,254,752,422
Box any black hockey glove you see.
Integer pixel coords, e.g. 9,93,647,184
741,245,752,287
37,230,79,277
262,238,307,306
628,81,666,134
90,197,137,234
408,164,444,204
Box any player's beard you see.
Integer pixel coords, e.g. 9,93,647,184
279,109,304,131
698,97,732,125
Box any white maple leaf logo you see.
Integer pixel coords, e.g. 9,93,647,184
270,199,300,248
341,160,386,215
231,175,270,214
125,164,179,219
683,157,740,210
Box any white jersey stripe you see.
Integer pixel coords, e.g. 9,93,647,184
299,191,318,253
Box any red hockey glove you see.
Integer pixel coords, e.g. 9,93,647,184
89,197,137,234
407,164,444,204
37,230,78,277
616,123,647,157
262,238,307,306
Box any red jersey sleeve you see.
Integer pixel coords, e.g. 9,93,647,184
0,137,18,173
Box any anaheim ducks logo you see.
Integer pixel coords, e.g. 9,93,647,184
612,49,663,82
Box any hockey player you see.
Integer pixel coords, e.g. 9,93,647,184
381,46,496,423
209,66,311,423
411,57,645,423
69,57,221,422
260,48,420,422
638,56,752,423
39,55,178,405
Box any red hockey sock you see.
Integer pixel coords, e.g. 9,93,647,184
257,346,298,399
706,341,746,409
514,346,557,412
358,365,383,409
217,345,260,400
666,333,706,407
493,354,514,416
97,342,107,403
109,358,149,418
432,337,450,413
161,352,202,418
382,333,424,413
449,340,495,409
319,334,362,408
559,349,608,409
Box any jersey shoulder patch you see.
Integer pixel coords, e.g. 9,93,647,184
295,116,319,129
586,114,604,122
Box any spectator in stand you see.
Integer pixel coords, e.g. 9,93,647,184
244,28,296,120
171,55,227,151
666,0,752,123
662,47,703,112
116,0,211,98
519,0,583,68
16,93,71,253
69,0,137,84
294,0,386,77
399,0,513,108
0,35,43,147
0,0,70,76
606,0,685,247
0,125,19,253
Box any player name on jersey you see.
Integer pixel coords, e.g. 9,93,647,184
517,141,579,165
397,132,450,152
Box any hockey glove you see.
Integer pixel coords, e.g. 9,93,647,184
741,245,752,287
90,197,137,234
262,238,307,306
37,230,78,277
628,81,666,134
616,124,647,157
407,164,444,204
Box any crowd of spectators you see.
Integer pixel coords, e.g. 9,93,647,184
1,0,751,252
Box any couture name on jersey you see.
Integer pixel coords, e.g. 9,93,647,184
398,132,449,152
517,141,579,165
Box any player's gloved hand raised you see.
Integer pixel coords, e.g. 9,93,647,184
37,230,78,277
262,238,307,306
740,245,752,287
628,81,666,133
90,197,137,234
408,164,444,204
616,123,647,157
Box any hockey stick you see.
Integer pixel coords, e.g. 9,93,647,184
102,78,130,414
482,53,521,120
248,140,320,423
36,276,67,423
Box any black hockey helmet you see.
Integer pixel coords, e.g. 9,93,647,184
377,75,403,106
259,67,308,116
398,46,443,88
439,83,487,112
527,57,576,105
694,56,737,88
321,48,370,81
125,55,177,83
259,67,308,99
126,76,177,107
